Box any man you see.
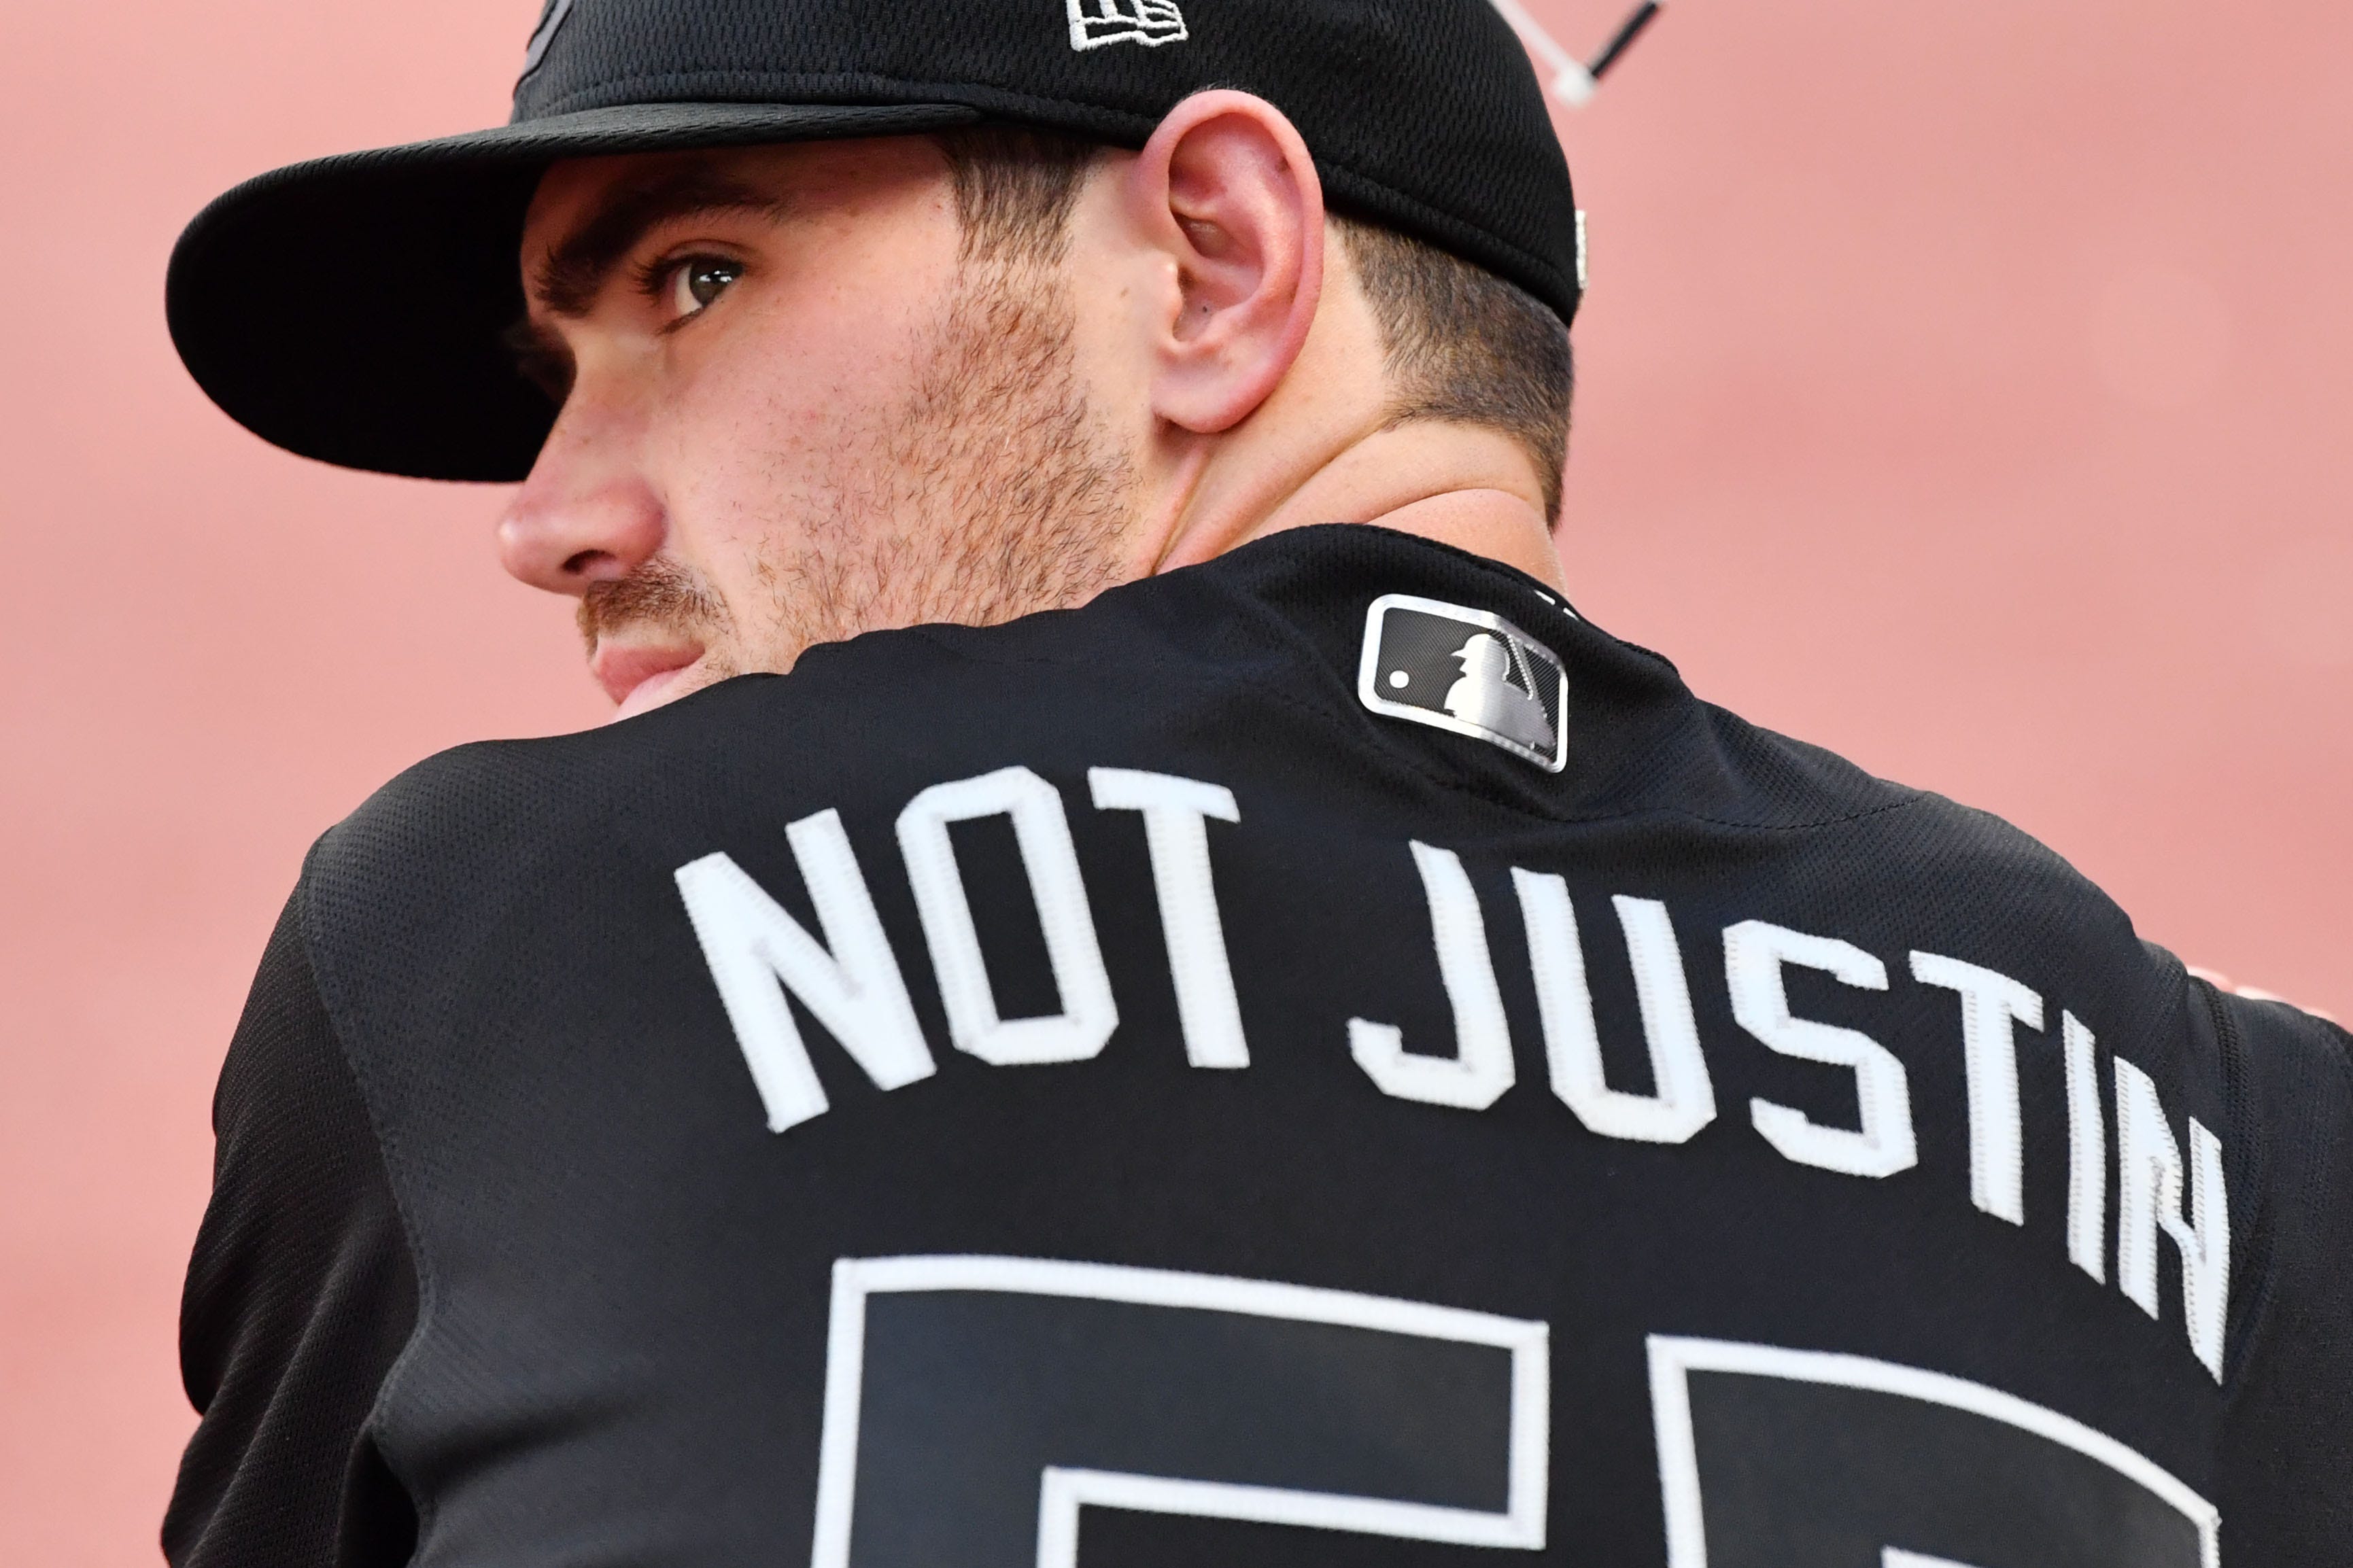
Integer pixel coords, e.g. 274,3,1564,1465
163,0,2353,1563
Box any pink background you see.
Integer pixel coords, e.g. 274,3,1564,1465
4,0,2346,1559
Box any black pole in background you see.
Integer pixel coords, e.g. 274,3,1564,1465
1587,0,1662,81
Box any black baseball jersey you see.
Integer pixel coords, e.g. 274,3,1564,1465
167,525,2353,1567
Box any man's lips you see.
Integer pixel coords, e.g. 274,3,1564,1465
589,639,705,718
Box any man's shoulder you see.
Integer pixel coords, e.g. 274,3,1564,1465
298,584,1254,925
298,525,2189,1035
1685,700,2124,919
2201,977,2353,1113
299,552,2142,969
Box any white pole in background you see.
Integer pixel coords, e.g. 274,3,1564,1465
1488,0,1666,108
1488,0,1598,105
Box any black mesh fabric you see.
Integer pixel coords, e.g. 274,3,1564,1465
2206,979,2353,1561
165,893,420,1568
164,0,1578,481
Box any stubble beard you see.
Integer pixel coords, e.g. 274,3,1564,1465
579,261,1137,695
754,260,1135,669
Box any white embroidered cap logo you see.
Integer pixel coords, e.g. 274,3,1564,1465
1357,594,1570,771
1067,0,1189,51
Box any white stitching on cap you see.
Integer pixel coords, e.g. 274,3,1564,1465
1066,0,1189,51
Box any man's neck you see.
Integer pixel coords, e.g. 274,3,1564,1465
1150,419,1568,591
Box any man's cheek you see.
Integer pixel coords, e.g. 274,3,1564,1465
715,325,874,455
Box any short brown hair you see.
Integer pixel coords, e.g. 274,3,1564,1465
1330,215,1573,521
935,124,1575,519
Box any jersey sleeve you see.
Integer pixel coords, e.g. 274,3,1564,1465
2211,981,2353,1561
162,885,421,1568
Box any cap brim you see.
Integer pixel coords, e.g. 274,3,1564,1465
165,101,984,482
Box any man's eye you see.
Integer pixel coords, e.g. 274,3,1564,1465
668,257,742,318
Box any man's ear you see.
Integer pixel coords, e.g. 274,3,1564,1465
1124,90,1325,434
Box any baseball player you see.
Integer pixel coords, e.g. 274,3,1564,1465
161,1,2353,1564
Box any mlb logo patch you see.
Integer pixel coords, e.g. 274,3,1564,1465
1356,594,1569,772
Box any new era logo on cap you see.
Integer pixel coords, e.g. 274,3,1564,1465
1357,593,1568,771
1067,0,1188,50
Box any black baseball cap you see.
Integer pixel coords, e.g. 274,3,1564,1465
165,0,1581,483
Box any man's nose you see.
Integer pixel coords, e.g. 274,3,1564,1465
496,396,666,595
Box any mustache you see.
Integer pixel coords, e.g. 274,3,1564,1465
577,560,731,650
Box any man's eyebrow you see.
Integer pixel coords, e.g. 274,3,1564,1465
532,170,790,317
